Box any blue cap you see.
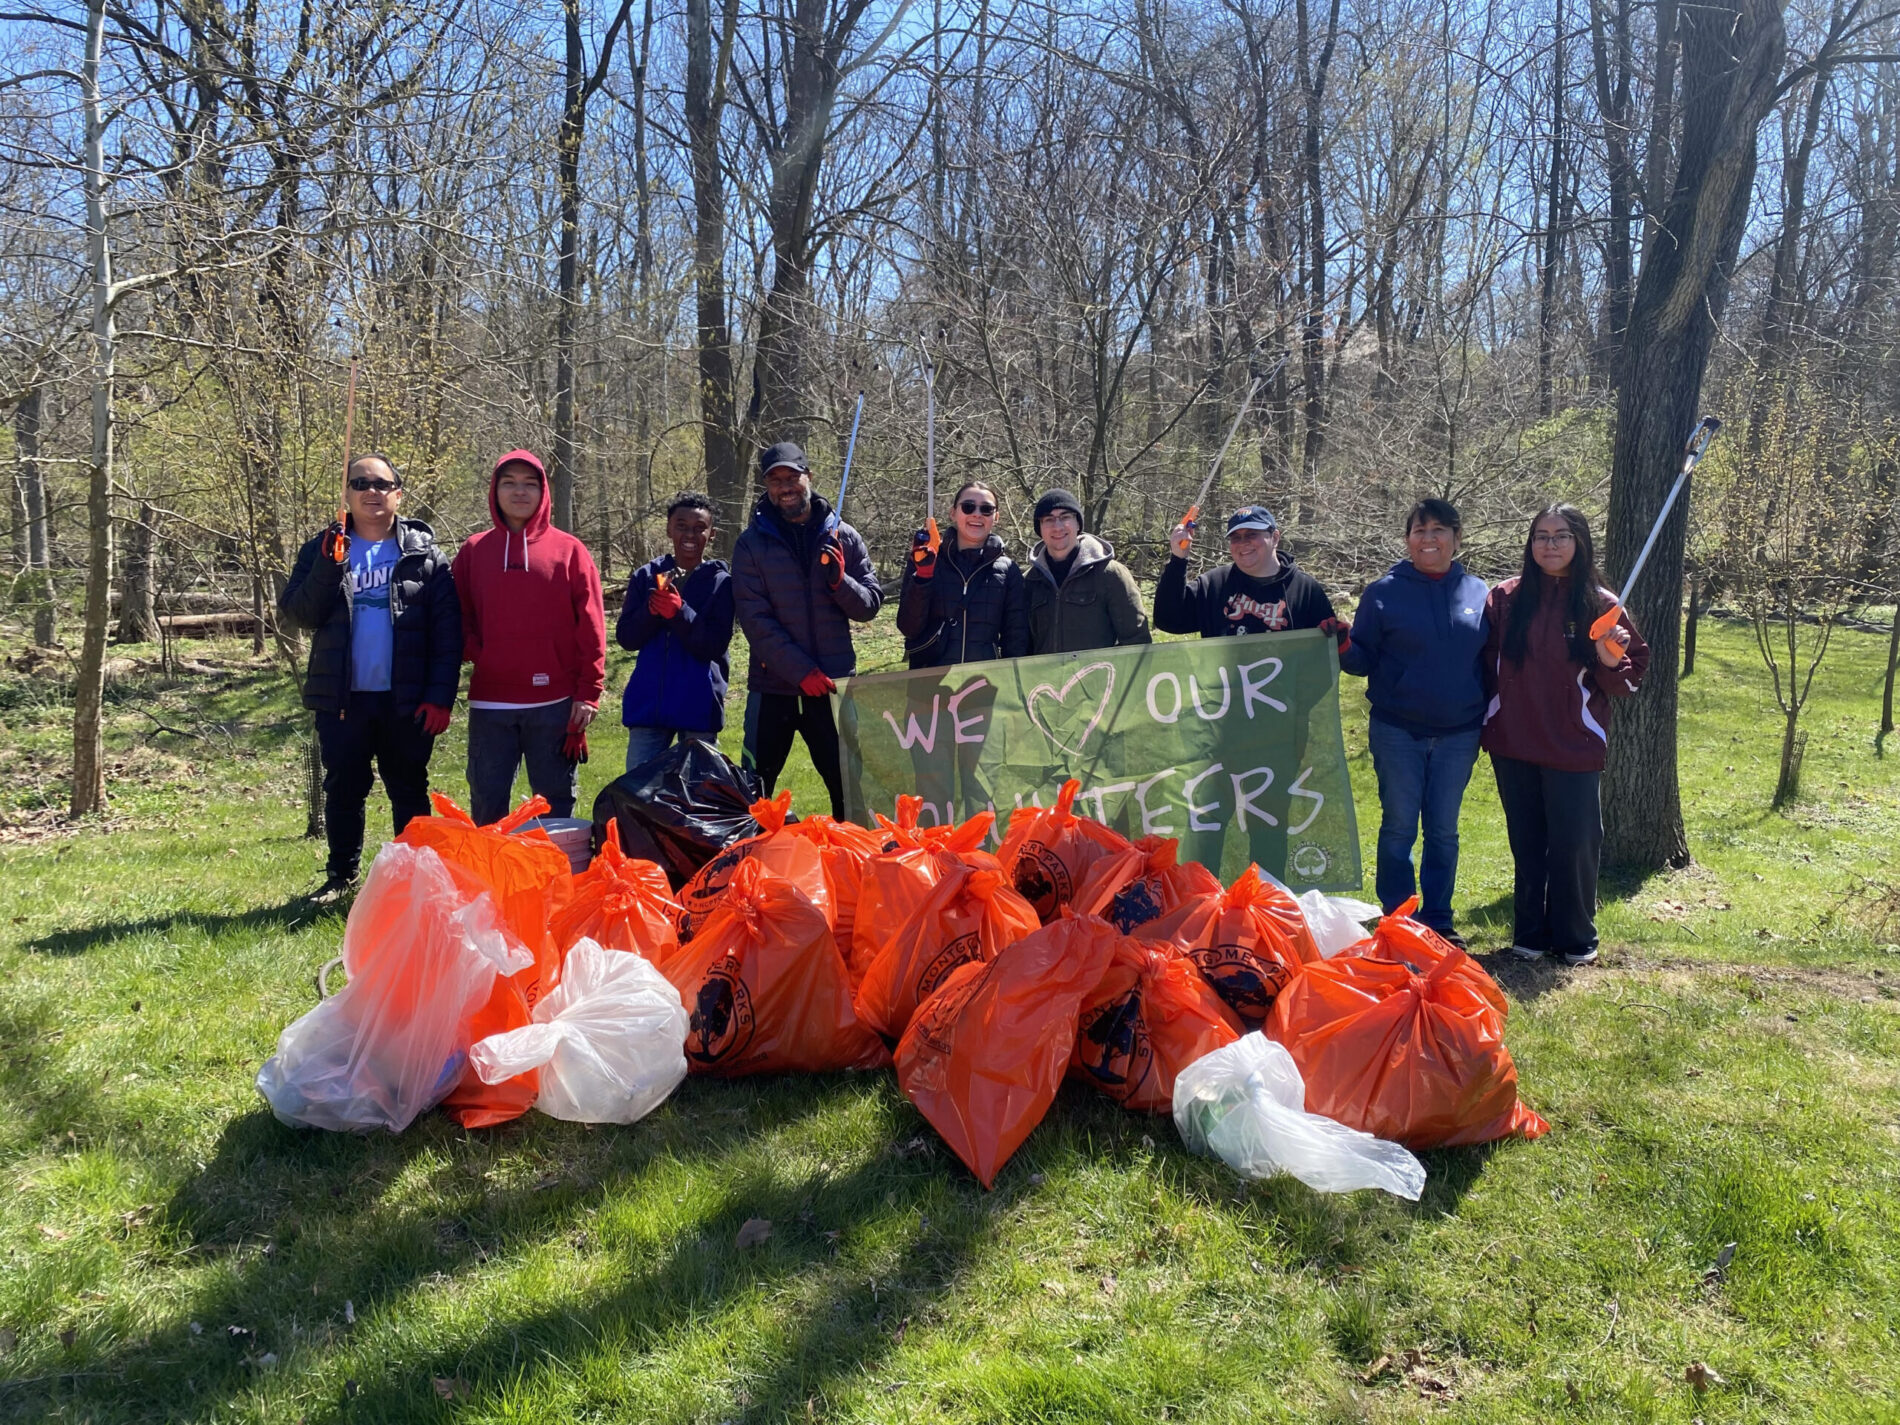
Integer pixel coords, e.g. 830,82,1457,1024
1226,505,1278,534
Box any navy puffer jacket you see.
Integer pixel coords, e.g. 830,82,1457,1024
730,494,883,696
279,518,462,716
895,534,1030,668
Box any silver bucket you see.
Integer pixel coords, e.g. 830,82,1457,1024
515,815,593,875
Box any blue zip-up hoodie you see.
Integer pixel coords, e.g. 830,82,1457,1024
616,554,735,732
1339,559,1490,735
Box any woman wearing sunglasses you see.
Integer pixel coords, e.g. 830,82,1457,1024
1480,503,1648,966
896,481,1030,668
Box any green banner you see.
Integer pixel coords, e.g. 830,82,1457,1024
833,629,1361,892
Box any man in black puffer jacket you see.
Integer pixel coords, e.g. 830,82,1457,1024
731,441,882,817
280,454,462,899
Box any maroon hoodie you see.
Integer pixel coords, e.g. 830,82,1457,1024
1480,575,1649,772
451,450,607,706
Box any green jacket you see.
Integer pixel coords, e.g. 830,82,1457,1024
1025,533,1152,654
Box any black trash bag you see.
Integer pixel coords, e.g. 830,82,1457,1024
591,738,769,890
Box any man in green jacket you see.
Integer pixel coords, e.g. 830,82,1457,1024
1024,489,1151,654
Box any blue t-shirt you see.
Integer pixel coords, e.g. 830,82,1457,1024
348,535,400,692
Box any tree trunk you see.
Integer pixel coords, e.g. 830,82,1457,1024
686,0,742,541
1599,0,1785,871
115,500,160,643
1295,0,1342,485
14,386,56,646
552,0,586,534
71,0,113,817
1772,707,1804,808
1537,0,1566,419
1682,568,1701,676
1880,594,1898,744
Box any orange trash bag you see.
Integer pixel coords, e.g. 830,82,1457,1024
674,791,830,942
396,793,574,1126
998,778,1132,922
849,806,996,987
1070,935,1240,1114
781,813,884,952
896,911,1122,1188
854,860,1041,1040
1071,835,1223,935
549,820,681,960
1139,865,1318,1032
659,856,887,1075
1266,897,1550,1150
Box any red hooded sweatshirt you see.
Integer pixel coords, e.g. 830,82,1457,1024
451,450,607,707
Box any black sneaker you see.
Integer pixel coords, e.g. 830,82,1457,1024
1561,946,1599,967
1434,927,1469,951
309,874,358,907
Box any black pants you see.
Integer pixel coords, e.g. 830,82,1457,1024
1491,753,1602,957
315,691,436,880
742,690,844,818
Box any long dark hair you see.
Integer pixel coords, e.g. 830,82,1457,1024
1503,503,1609,667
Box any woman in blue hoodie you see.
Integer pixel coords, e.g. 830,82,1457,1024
616,492,737,771
1336,498,1490,945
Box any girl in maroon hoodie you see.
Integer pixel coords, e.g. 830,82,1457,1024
1481,504,1649,965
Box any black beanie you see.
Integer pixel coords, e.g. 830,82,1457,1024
1033,489,1084,527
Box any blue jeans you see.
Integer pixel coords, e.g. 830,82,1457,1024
624,725,681,774
1366,717,1480,931
466,701,578,826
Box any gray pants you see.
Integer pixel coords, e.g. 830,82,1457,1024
467,701,577,826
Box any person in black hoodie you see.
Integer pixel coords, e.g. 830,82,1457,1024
279,454,461,901
1153,504,1336,637
897,480,1030,667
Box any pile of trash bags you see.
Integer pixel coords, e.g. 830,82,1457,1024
257,764,1550,1201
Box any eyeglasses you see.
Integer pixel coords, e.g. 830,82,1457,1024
1532,532,1576,546
349,477,399,493
959,500,996,516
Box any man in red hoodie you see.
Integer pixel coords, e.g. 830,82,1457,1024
452,450,607,825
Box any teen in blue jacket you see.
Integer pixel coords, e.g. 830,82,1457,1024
616,492,736,771
1336,498,1490,944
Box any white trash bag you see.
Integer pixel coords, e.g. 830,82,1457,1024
468,939,688,1124
257,842,531,1133
1297,890,1381,957
1173,1033,1425,1198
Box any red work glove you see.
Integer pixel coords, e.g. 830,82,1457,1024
799,669,837,699
414,702,452,737
1317,617,1351,653
819,534,846,589
562,729,590,764
318,522,348,564
648,584,684,618
909,528,938,580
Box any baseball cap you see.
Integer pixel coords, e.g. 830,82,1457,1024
758,441,809,477
1226,505,1278,534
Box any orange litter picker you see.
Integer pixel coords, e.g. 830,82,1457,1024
1589,415,1722,643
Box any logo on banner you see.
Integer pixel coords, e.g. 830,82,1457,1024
686,953,755,1065
1292,844,1330,880
1025,661,1115,757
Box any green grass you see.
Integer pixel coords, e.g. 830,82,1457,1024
2,609,1899,1422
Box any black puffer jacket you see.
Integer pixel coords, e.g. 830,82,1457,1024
279,518,462,716
896,535,1031,668
730,493,882,696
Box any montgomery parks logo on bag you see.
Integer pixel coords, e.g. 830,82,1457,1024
834,629,1361,891
685,953,755,1065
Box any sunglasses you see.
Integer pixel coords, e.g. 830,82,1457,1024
348,477,399,493
959,500,996,516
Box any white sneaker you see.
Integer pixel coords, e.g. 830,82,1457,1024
1508,945,1546,961
1562,947,1599,966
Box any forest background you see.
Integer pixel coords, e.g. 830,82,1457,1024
1,0,1898,865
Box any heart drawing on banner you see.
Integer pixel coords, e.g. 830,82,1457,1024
1025,660,1116,759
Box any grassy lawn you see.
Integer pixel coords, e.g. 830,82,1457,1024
2,606,1898,1423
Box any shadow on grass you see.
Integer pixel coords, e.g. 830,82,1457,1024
2,1071,995,1424
22,896,333,959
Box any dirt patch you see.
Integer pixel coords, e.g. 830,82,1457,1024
1477,947,1900,1006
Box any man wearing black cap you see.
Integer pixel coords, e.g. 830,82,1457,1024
1154,504,1337,638
1024,488,1150,654
731,440,882,816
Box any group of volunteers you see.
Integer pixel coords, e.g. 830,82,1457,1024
282,438,1649,966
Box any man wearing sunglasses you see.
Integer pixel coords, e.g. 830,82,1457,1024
280,453,462,902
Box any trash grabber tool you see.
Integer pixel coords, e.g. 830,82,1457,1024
1182,359,1280,533
331,355,360,564
836,389,866,521
1591,415,1722,642
916,332,942,565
